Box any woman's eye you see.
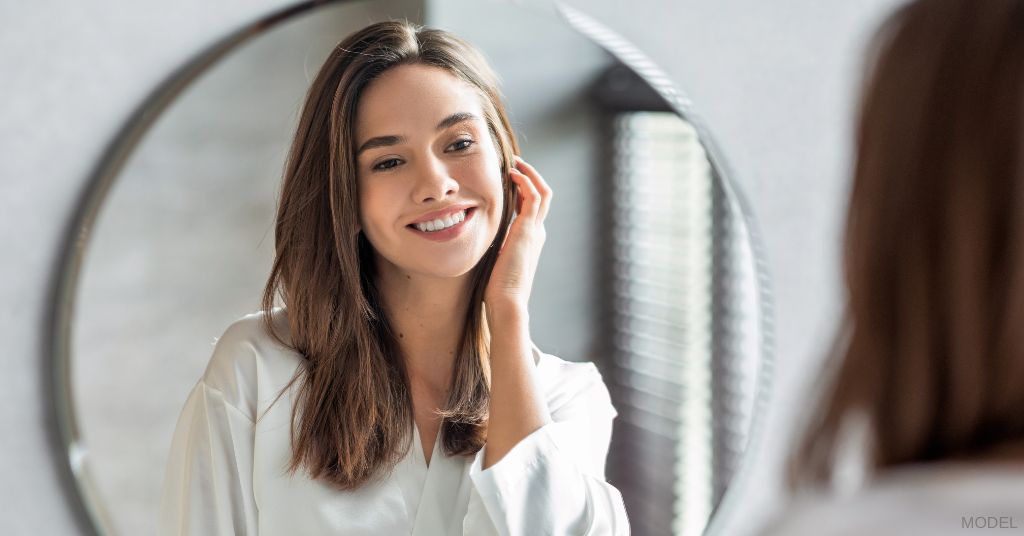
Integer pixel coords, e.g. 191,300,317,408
372,158,402,172
448,139,474,152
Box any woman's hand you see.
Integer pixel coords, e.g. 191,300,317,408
481,156,553,470
483,155,552,321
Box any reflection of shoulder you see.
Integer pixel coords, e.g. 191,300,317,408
765,464,1024,536
533,346,618,420
200,307,301,420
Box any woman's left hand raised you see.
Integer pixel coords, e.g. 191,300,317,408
483,155,552,320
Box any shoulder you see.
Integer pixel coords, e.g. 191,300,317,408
200,307,301,418
764,464,1024,536
533,344,618,421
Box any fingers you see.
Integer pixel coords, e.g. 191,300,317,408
511,155,552,222
510,168,540,222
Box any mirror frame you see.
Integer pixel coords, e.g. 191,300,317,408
45,2,775,534
553,6,774,535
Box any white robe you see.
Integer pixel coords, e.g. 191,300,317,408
158,309,631,535
760,463,1024,536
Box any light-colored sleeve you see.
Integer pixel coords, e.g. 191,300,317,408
158,379,258,536
463,362,630,535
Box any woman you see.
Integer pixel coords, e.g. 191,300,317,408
765,0,1024,533
159,21,630,535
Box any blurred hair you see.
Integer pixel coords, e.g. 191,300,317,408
790,0,1024,487
258,20,520,490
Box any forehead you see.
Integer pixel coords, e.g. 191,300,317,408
355,63,485,138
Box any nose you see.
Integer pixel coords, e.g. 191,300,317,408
413,154,459,203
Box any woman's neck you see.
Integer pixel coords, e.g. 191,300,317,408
375,262,474,395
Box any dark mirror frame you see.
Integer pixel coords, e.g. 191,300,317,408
45,2,774,534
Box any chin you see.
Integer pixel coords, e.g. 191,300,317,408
413,259,480,279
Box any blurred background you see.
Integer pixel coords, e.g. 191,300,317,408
0,0,903,535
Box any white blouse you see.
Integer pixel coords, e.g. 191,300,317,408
158,309,630,535
761,463,1024,536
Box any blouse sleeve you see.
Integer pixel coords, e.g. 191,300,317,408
158,379,259,536
463,362,630,535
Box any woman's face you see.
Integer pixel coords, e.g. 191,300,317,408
354,63,505,280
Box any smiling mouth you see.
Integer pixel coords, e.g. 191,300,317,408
405,207,476,240
407,207,475,232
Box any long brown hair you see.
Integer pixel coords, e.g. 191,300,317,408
257,20,520,490
790,0,1024,487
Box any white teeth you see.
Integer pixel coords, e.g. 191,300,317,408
415,209,467,233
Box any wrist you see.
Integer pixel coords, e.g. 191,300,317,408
485,302,529,328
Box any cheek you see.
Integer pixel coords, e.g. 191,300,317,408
468,165,505,207
477,145,506,192
485,177,506,229
358,184,394,230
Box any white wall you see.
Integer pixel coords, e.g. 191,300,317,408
0,0,903,534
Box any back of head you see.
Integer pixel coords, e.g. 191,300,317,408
791,0,1024,488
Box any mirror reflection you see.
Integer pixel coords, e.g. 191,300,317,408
67,1,766,535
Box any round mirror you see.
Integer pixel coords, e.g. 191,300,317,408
52,1,771,535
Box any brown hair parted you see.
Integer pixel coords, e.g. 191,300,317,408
257,20,520,490
789,0,1024,488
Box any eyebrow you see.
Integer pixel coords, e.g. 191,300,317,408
355,112,480,157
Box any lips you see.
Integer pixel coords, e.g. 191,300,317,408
407,207,476,242
407,203,476,226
